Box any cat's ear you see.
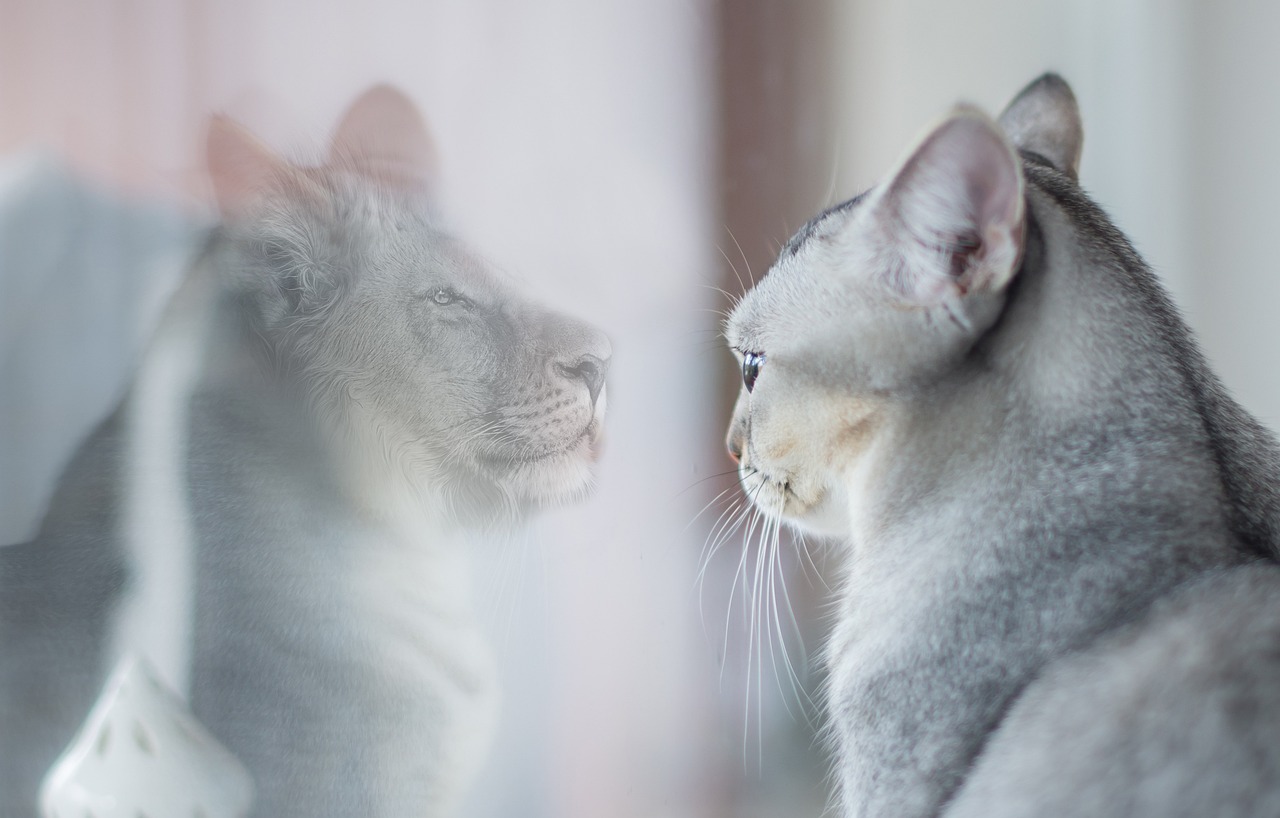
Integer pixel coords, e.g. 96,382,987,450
999,73,1083,180
868,107,1025,308
206,115,322,218
207,114,287,217
328,84,439,191
207,116,335,315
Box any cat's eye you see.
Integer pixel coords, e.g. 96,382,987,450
742,351,765,392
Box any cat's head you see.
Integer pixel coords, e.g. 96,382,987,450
724,74,1081,538
206,86,609,524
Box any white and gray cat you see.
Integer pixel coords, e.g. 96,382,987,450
726,74,1280,817
0,86,609,817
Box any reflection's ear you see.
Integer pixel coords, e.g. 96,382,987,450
206,115,334,314
207,115,283,217
328,84,439,192
865,107,1025,307
998,73,1083,180
206,115,321,218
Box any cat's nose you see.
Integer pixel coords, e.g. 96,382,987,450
726,432,743,465
556,354,609,407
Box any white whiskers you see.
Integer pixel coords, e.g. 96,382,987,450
690,468,823,773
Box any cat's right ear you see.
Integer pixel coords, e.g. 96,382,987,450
328,84,440,193
866,107,1025,310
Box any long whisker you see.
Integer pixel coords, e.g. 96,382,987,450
724,225,756,291
771,525,821,727
680,470,748,502
696,494,752,587
716,242,749,305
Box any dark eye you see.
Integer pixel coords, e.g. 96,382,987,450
742,351,765,392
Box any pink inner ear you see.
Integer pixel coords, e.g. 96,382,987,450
876,110,1025,300
206,115,291,218
328,84,439,190
969,141,1023,237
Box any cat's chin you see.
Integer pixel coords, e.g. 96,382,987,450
739,467,852,540
498,432,601,511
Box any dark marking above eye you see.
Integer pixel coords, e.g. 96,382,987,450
780,191,869,259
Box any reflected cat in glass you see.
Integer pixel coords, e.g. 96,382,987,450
1,86,609,817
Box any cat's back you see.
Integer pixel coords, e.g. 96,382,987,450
946,561,1280,818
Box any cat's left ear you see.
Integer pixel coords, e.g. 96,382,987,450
328,84,440,192
867,107,1025,308
999,73,1083,180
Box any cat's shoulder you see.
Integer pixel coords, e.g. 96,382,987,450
948,562,1280,817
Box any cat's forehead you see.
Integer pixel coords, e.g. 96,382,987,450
778,191,870,261
383,229,512,295
727,192,872,351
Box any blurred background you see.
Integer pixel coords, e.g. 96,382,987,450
3,1,1280,816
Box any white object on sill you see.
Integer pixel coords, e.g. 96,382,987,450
38,655,254,818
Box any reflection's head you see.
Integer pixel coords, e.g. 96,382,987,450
206,86,610,523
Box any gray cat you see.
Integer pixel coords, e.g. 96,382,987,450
724,74,1280,817
0,86,609,817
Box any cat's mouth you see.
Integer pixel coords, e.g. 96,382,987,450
477,420,600,468
503,443,597,508
738,465,796,518
738,461,847,536
477,421,603,508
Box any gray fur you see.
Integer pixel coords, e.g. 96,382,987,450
1,89,609,817
998,73,1084,180
725,73,1280,817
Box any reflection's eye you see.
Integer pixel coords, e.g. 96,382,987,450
742,351,765,392
429,288,467,307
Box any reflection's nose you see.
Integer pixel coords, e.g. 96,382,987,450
557,354,609,406
545,310,611,406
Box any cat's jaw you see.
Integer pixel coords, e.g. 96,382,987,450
318,379,606,530
496,430,600,509
738,462,852,540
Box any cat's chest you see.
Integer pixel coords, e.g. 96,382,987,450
341,529,499,789
204,498,496,697
346,532,483,651
825,525,974,697
331,519,491,677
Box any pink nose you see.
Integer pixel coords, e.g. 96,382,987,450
727,437,742,465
